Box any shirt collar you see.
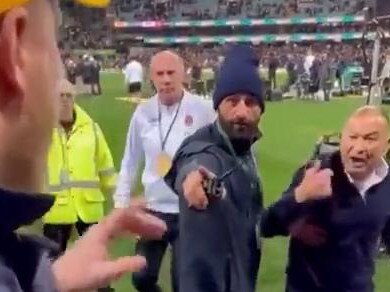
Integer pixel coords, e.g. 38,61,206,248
155,90,188,109
346,158,389,190
0,188,54,233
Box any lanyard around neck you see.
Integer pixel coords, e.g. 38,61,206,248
158,98,183,151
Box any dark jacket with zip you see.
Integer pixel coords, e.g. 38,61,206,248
165,121,263,292
261,151,390,292
0,188,58,292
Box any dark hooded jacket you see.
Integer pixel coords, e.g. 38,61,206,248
261,152,390,292
165,121,263,292
0,188,58,292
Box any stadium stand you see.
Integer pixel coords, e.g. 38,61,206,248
58,0,376,51
113,0,374,21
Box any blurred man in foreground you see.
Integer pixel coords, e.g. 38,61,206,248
115,50,215,292
0,0,166,291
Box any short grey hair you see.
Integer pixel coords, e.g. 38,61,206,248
351,105,390,126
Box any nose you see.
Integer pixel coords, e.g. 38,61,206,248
351,137,367,154
234,100,250,119
162,73,171,84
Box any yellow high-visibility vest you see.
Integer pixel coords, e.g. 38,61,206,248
43,105,117,224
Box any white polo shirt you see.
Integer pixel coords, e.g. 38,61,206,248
346,158,389,200
114,91,216,213
123,60,143,84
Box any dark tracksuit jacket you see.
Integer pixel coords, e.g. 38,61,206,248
165,122,263,292
0,188,59,291
261,151,390,292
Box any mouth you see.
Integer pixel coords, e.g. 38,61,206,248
233,122,249,130
349,157,367,168
161,88,173,94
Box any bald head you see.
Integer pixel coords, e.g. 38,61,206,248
344,106,389,130
340,105,390,181
150,50,185,74
59,78,75,123
150,50,185,105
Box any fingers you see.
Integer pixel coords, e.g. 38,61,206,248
128,198,147,209
183,170,210,210
319,168,334,177
97,256,147,285
198,166,216,180
185,185,209,209
307,160,333,179
95,208,167,243
187,187,209,210
306,159,321,175
118,208,167,239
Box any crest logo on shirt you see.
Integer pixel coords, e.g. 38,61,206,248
184,114,193,127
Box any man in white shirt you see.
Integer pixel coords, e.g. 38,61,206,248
115,50,215,292
123,57,144,97
304,50,315,76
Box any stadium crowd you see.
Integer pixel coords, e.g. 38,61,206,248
57,0,375,50
114,0,371,21
62,41,390,101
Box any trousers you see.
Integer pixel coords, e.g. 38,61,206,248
43,220,114,292
132,210,179,292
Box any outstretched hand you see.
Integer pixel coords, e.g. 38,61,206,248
182,166,217,210
52,201,167,291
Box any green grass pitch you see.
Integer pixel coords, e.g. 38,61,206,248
56,73,390,291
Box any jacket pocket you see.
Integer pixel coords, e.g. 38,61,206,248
84,191,105,203
55,196,70,205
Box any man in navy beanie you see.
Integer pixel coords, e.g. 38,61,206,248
213,45,265,111
165,45,265,292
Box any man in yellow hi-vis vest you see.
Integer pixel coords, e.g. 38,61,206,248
43,80,116,268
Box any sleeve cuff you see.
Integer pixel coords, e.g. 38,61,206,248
176,160,200,186
114,201,130,209
280,191,307,222
174,160,201,195
114,193,131,208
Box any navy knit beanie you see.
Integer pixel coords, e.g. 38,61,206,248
213,45,264,111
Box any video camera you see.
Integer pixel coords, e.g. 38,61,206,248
312,133,390,162
312,133,341,160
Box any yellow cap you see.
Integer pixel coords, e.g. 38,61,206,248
0,0,110,13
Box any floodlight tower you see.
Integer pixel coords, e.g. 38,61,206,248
365,3,390,105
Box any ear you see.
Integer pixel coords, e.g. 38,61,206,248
386,138,390,154
0,8,28,107
149,68,154,83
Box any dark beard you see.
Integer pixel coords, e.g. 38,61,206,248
218,117,257,155
229,138,253,155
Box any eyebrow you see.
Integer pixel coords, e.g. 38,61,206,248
349,131,379,136
364,132,380,136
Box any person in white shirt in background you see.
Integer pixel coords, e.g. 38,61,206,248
123,56,144,99
304,49,315,76
115,50,216,292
